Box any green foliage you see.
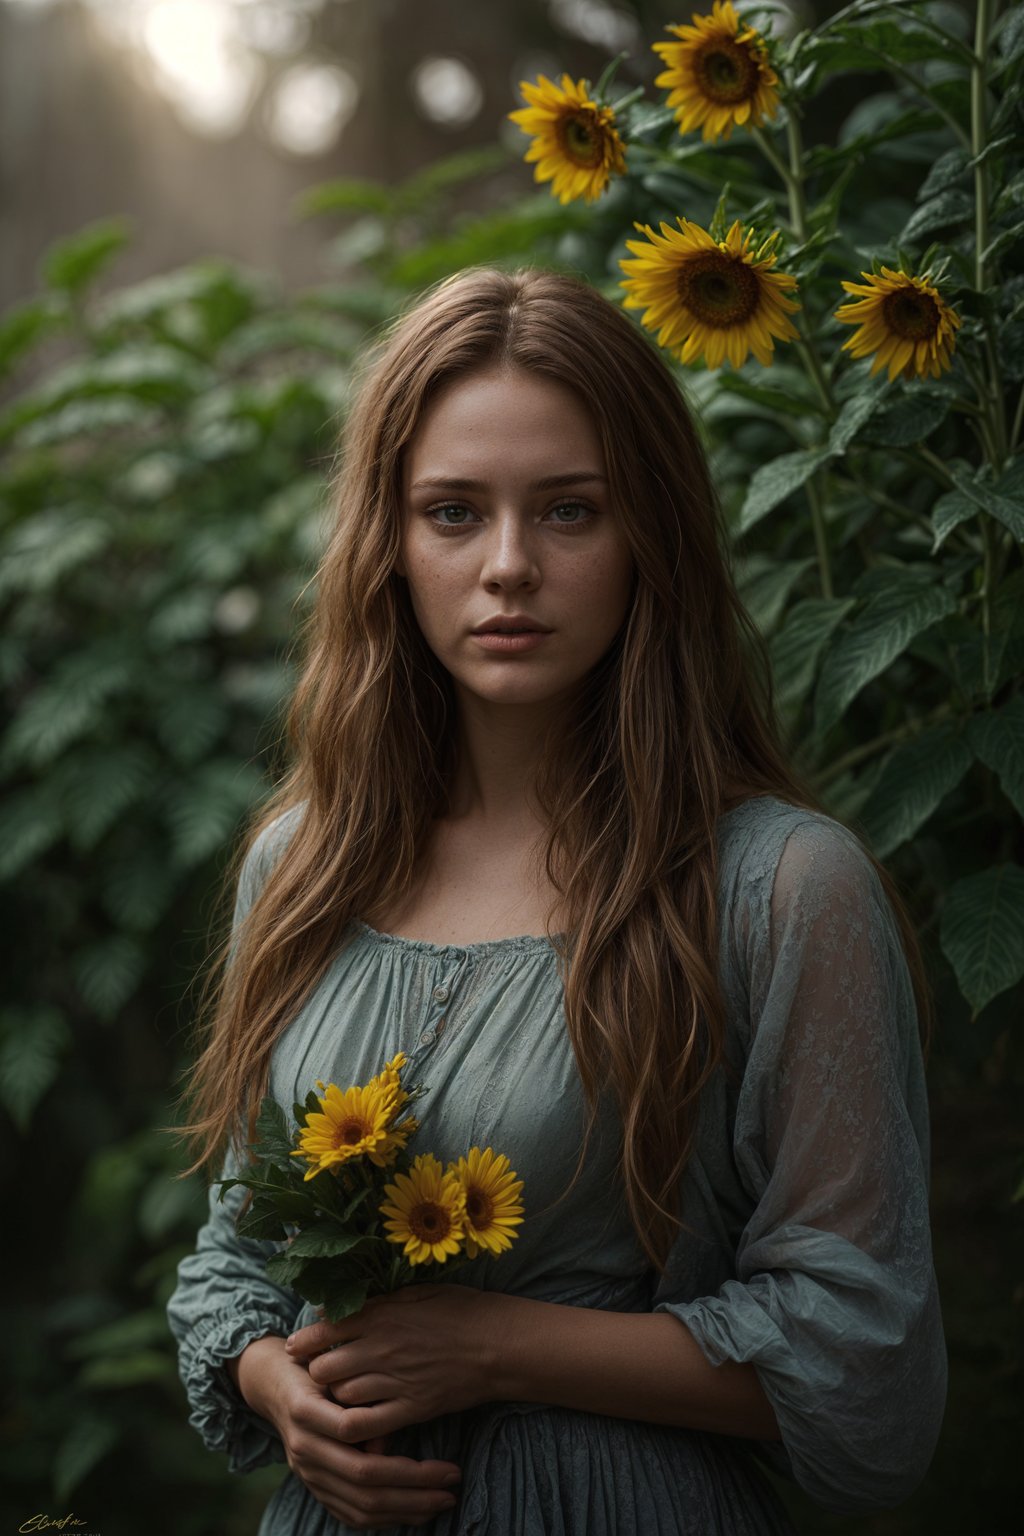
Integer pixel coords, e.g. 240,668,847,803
2,5,1022,1532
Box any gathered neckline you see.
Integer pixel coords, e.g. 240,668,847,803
350,918,564,957
348,797,785,959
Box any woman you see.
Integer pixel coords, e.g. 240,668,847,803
168,265,947,1534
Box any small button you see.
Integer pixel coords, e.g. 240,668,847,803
419,1028,435,1046
432,985,450,1003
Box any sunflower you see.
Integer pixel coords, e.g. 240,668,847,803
652,1,779,143
447,1147,524,1260
291,1079,398,1180
620,217,800,369
834,266,961,381
508,73,626,204
380,1153,467,1266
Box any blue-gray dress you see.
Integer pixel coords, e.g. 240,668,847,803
167,795,947,1534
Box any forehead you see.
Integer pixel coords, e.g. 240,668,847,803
404,367,605,480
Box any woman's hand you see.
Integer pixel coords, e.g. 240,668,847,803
285,1284,504,1443
232,1335,463,1530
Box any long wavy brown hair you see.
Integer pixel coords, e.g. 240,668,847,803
177,264,933,1275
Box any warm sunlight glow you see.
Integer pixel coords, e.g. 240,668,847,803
266,60,359,154
410,56,484,127
142,0,263,135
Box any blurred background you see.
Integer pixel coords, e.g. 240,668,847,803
2,0,1021,1532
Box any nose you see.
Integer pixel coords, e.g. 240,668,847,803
478,511,542,589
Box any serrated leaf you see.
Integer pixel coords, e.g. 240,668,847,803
947,469,1024,541
42,217,132,293
285,1224,369,1260
52,1415,119,1502
858,723,973,857
769,597,857,715
940,864,1024,1014
236,1197,289,1241
252,1097,297,1164
73,934,146,1020
739,447,836,533
0,1006,70,1131
901,190,974,245
735,555,815,637
814,572,957,735
287,1262,370,1322
968,696,1024,819
828,389,882,452
858,391,950,448
931,488,976,551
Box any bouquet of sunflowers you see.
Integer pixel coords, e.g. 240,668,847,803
217,1052,524,1321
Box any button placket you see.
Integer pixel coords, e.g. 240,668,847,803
418,957,463,1051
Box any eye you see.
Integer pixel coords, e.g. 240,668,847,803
548,500,593,528
427,503,476,530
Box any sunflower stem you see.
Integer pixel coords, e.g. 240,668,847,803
898,444,957,491
805,475,834,600
1010,381,1024,454
971,0,1009,473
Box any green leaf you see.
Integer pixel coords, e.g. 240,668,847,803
138,1173,207,1241
858,391,950,447
947,468,1024,541
65,1310,171,1360
298,177,396,218
41,216,132,293
828,388,882,452
769,597,857,715
814,570,957,735
285,1224,370,1260
940,864,1024,1015
901,190,974,245
713,369,824,419
931,488,976,551
1,647,133,769
165,760,263,866
288,1263,370,1322
968,696,1024,818
735,555,815,637
252,1097,297,1164
858,723,973,857
73,934,146,1020
739,447,835,533
52,1415,119,1502
0,295,67,378
0,507,112,602
0,1006,70,1132
236,1197,289,1241
100,843,177,931
56,744,158,851
0,786,63,881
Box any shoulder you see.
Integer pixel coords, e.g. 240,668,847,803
236,802,307,910
716,795,886,972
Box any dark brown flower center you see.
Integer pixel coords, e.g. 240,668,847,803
696,40,759,103
466,1189,495,1228
881,287,940,341
558,110,603,167
334,1117,370,1147
678,253,760,327
410,1201,451,1242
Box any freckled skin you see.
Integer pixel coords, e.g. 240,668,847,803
396,365,635,719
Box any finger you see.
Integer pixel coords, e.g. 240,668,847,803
307,1342,372,1386
328,1373,393,1407
287,1317,358,1359
299,1462,459,1530
311,1435,462,1492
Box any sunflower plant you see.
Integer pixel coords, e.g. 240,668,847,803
217,1053,524,1321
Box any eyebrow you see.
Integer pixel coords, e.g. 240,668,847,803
409,472,609,493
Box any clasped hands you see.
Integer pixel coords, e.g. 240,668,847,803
285,1282,504,1444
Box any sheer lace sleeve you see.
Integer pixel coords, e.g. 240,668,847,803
653,813,947,1515
166,808,306,1473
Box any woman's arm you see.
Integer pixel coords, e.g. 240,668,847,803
287,1282,781,1442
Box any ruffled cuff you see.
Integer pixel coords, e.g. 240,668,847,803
177,1308,293,1474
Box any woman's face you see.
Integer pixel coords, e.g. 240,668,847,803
396,365,635,711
